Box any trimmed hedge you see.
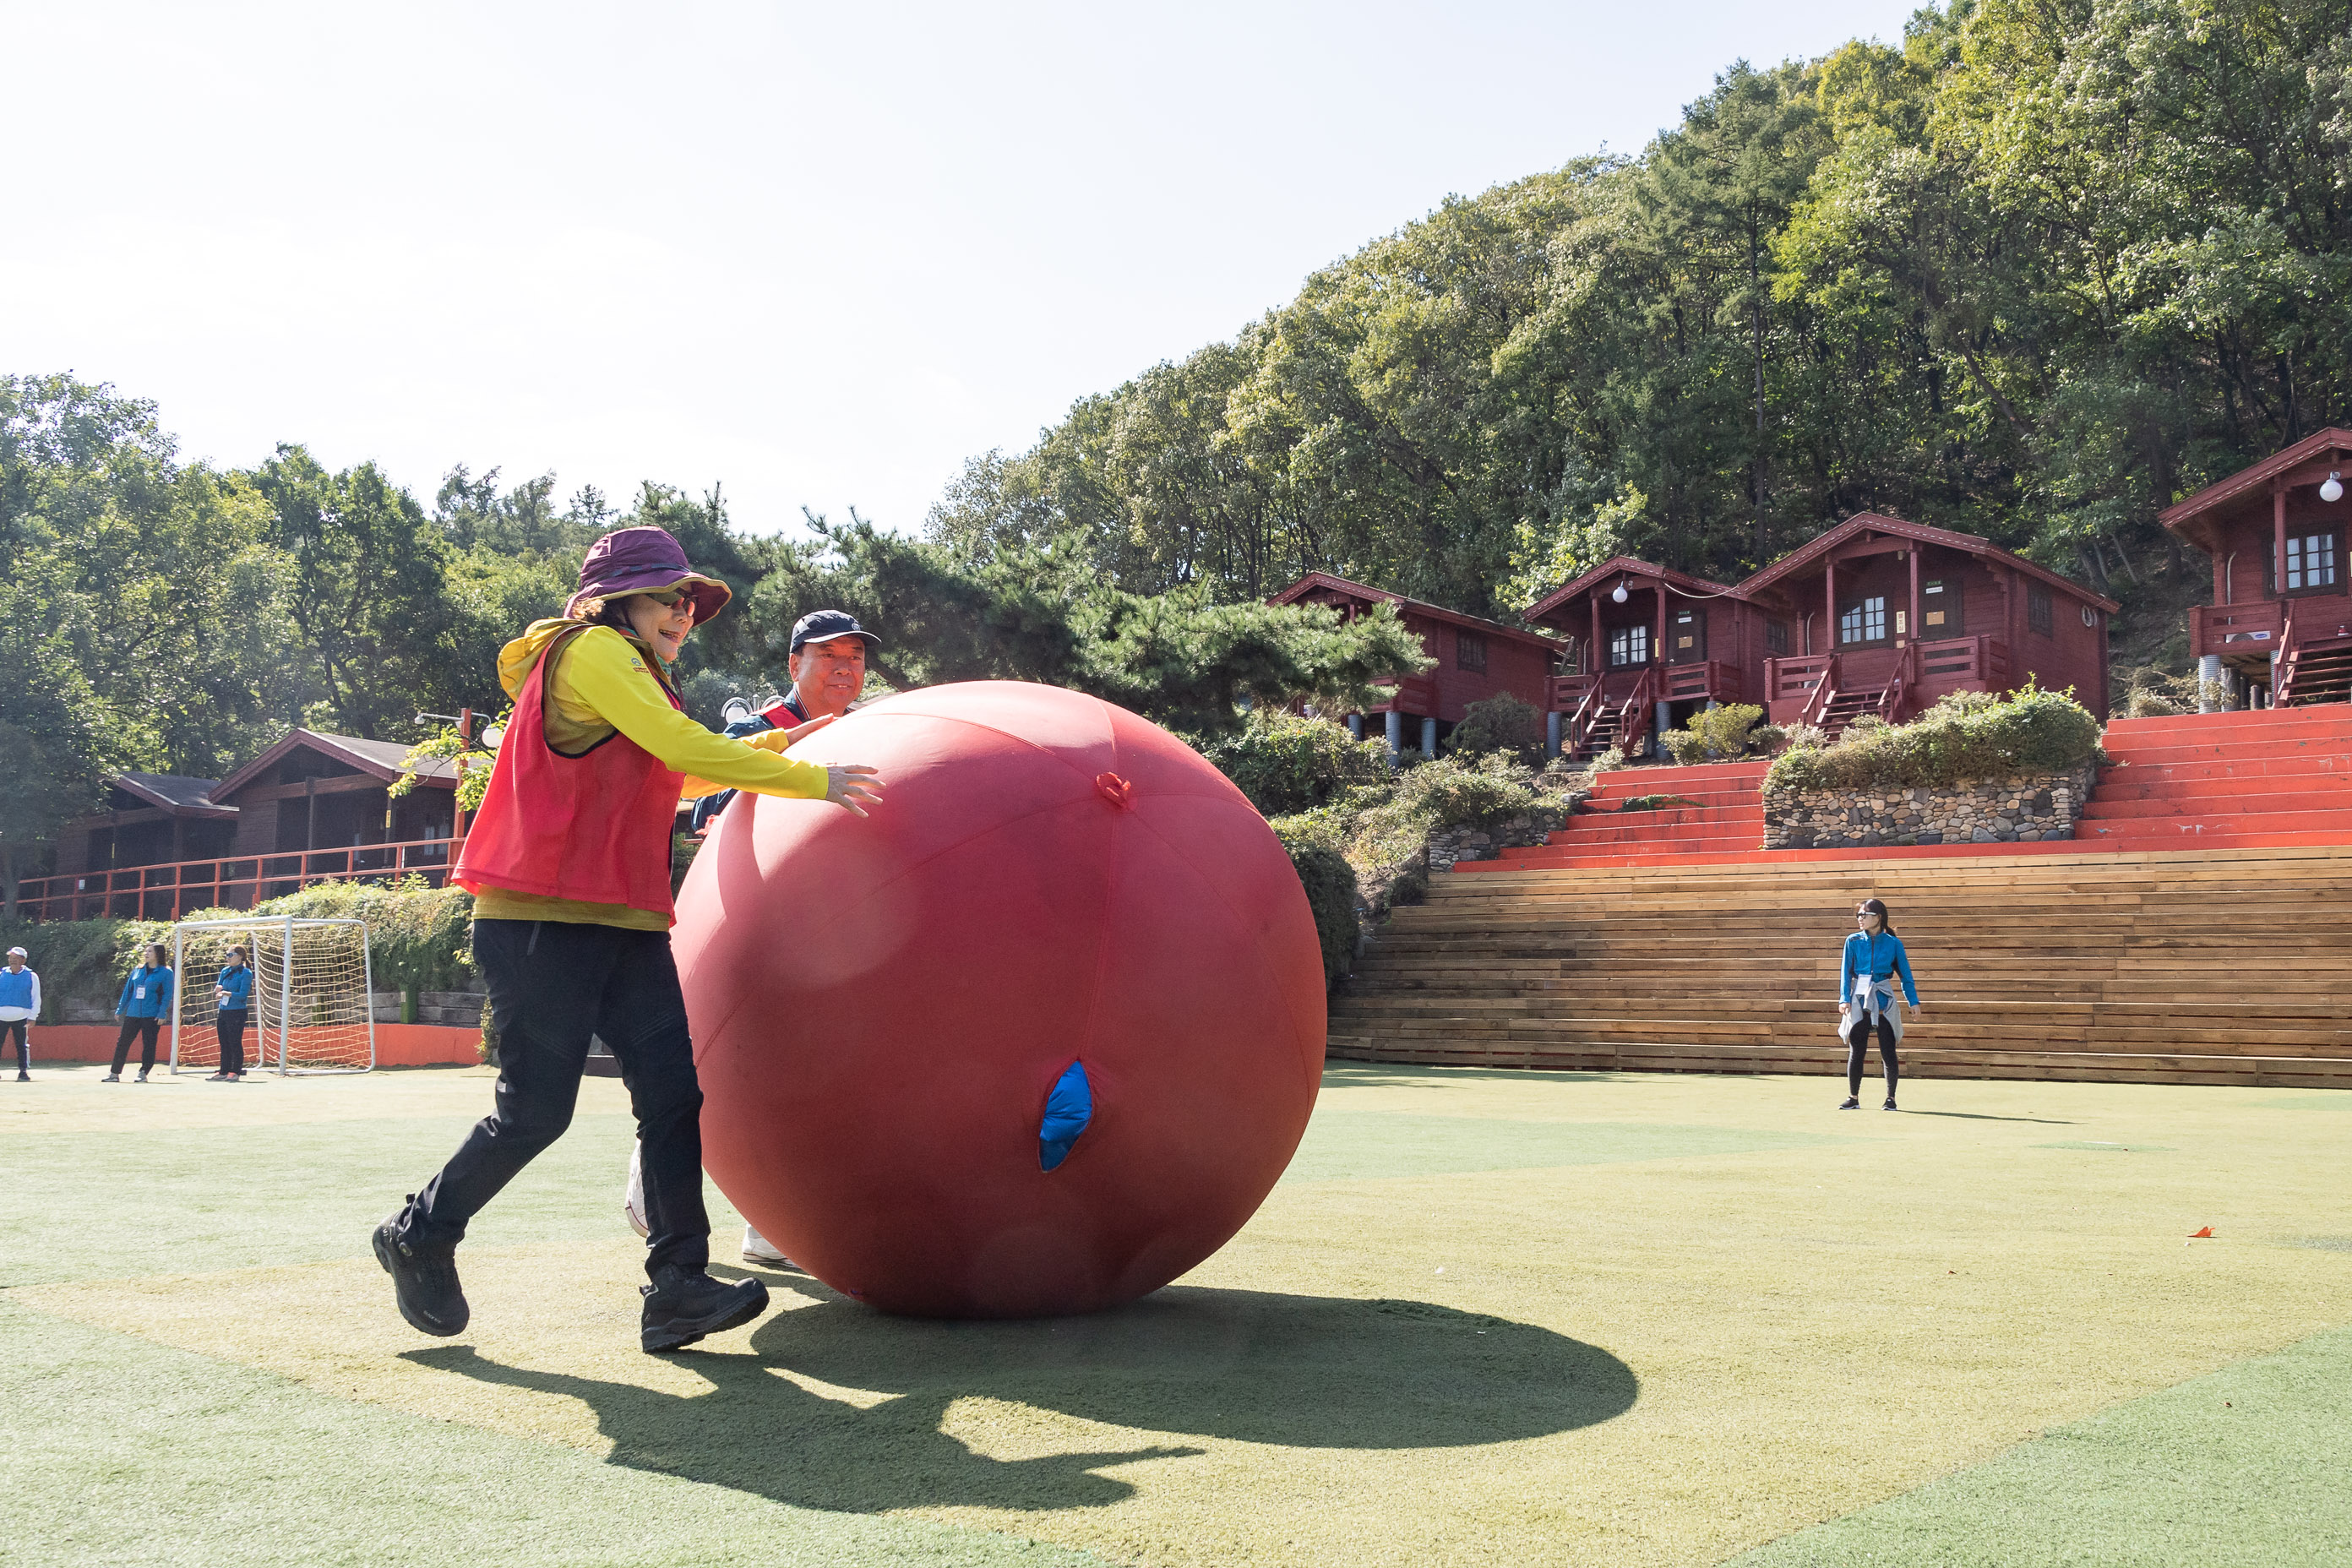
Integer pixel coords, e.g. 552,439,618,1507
1764,683,2102,792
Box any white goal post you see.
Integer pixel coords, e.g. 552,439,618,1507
170,916,375,1075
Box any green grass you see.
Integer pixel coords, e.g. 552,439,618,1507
5,1063,2350,1565
1730,1324,2352,1566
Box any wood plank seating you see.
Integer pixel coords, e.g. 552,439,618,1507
1327,846,2352,1087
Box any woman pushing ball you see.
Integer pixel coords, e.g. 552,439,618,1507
374,525,881,1353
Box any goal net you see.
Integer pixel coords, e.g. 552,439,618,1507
171,917,375,1075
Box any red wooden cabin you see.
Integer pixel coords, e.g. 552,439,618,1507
1740,514,2115,731
1268,572,1565,757
1522,557,1760,760
2159,429,2352,709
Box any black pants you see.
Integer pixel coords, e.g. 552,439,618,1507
111,1017,161,1075
405,920,710,1277
1847,1011,1899,1097
3,1019,26,1074
217,1009,248,1075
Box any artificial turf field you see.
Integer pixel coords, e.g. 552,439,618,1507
6,1061,2350,1566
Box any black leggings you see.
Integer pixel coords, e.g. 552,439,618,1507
112,1017,161,1075
217,1009,248,1075
3,1019,25,1074
1846,1011,1899,1097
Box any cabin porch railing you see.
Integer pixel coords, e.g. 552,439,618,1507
1912,633,2011,693
1368,673,1440,716
14,835,464,923
2190,601,2284,659
1663,659,1744,704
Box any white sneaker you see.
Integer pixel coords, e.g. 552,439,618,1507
621,1141,650,1239
741,1225,794,1269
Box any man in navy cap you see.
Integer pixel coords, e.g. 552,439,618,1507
688,610,881,834
634,609,882,1267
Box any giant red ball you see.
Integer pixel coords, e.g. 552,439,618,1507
673,681,1326,1318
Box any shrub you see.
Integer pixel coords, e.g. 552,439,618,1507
1658,703,1765,766
1200,710,1391,816
2121,664,2233,718
1268,814,1361,988
1448,692,1545,764
1765,682,2103,792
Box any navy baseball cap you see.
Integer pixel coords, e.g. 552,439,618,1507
789,609,880,655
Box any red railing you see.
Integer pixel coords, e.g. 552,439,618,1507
1767,653,1835,711
1613,667,1662,754
2190,602,2283,658
16,835,462,923
1913,634,2010,690
1663,659,1744,704
1368,673,1440,716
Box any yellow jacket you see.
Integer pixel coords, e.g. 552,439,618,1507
474,620,831,930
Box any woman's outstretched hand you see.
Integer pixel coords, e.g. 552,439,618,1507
826,764,883,817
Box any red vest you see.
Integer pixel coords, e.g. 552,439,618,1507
455,623,688,918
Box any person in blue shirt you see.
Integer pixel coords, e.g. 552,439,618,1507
108,944,175,1083
210,944,254,1081
1838,899,1920,1111
0,946,40,1081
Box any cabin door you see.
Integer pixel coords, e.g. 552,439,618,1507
1667,605,1707,664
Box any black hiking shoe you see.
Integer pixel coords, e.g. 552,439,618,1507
1883,1097,1899,1111
640,1265,768,1353
1838,1096,1860,1110
373,1204,469,1337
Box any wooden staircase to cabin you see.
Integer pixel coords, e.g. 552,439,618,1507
1818,683,1893,737
1327,847,2352,1088
2279,633,2352,707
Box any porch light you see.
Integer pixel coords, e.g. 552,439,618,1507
1611,578,1629,603
2322,471,2344,504
480,722,505,751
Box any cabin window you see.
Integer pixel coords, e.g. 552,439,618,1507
2028,580,2053,636
1919,578,1963,635
1765,619,1788,656
1608,624,1650,667
2278,531,2341,593
1455,630,1487,672
1838,596,1888,646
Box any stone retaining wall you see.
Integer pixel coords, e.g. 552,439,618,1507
1427,803,1576,871
1763,764,2096,849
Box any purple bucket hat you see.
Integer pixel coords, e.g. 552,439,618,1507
564,526,732,626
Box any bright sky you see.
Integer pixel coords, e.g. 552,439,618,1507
6,1,1921,538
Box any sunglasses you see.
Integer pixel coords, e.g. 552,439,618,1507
634,588,687,607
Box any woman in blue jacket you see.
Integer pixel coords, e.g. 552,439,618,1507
210,945,253,1081
108,944,175,1083
1838,899,1919,1111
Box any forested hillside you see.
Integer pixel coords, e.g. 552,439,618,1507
931,0,2352,619
8,0,2346,890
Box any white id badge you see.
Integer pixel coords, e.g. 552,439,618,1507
133,985,146,999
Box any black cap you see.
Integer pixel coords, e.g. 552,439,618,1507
789,609,880,656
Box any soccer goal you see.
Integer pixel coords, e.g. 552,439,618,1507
170,916,376,1075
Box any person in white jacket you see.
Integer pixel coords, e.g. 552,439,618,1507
0,946,41,1081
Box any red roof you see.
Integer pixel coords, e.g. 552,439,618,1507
2158,427,2352,549
1268,572,1565,651
212,728,460,803
1740,513,2118,612
1522,555,1745,626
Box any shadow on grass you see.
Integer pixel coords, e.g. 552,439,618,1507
1321,1063,1640,1087
408,1286,1635,1515
1900,1110,2077,1125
